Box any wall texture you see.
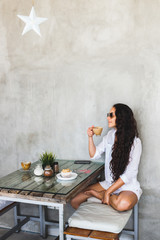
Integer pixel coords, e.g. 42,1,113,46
0,0,160,239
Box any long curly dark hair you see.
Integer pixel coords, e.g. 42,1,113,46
110,103,138,182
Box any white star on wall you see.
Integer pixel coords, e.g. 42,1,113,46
17,7,48,36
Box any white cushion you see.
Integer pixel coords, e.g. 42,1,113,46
87,197,102,203
68,202,132,233
0,200,13,211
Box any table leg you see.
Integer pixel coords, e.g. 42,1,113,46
14,203,20,232
39,205,47,238
59,204,64,240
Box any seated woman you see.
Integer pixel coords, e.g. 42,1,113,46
71,103,142,211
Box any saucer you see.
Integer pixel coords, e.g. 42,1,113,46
56,172,77,181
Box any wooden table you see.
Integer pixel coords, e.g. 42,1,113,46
0,159,104,240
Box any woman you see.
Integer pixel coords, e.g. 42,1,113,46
71,103,142,211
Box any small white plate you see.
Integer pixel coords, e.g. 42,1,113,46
56,172,77,181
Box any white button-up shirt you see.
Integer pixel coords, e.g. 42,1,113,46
92,128,142,198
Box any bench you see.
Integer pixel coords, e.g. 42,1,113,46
64,198,139,240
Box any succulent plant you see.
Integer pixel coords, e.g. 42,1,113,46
39,152,56,170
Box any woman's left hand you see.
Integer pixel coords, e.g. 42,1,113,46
102,190,111,205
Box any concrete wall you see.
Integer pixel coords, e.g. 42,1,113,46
0,0,160,239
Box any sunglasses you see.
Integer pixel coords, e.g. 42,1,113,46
107,112,115,118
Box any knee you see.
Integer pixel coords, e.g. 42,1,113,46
116,199,133,211
70,198,79,209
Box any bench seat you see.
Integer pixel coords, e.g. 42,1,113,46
68,202,132,233
64,199,138,240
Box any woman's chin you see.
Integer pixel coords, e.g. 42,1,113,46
108,124,116,128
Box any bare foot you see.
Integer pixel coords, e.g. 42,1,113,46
84,189,104,200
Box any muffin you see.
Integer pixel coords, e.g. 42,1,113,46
61,168,72,177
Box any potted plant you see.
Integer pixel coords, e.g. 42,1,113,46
39,152,56,177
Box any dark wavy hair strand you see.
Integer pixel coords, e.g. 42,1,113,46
110,103,138,182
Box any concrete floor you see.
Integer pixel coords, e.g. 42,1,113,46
0,228,133,240
0,228,57,240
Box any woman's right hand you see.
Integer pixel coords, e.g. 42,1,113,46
87,126,94,137
102,190,111,205
87,125,96,157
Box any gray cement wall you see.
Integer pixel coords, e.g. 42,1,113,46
0,0,160,239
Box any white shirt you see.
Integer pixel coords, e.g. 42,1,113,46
92,128,142,198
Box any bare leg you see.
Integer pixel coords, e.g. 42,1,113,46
109,191,138,211
84,189,105,200
71,183,138,211
81,190,138,211
70,182,105,209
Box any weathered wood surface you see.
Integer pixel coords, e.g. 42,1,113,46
90,230,119,240
0,190,65,204
0,160,104,204
64,227,91,237
56,166,104,202
64,227,119,240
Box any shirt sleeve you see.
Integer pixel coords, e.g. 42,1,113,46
120,138,142,184
91,135,108,160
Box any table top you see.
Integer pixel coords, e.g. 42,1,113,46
0,160,104,204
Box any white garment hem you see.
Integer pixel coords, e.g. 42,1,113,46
99,180,142,200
